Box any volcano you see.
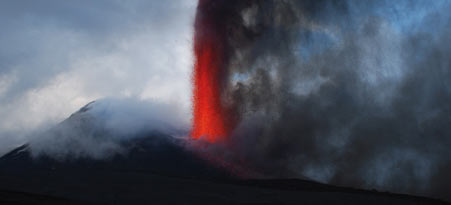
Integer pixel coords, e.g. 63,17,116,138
0,100,448,204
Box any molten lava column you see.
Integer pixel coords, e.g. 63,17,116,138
191,0,230,142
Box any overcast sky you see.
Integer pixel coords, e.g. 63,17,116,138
2,1,451,200
0,0,197,154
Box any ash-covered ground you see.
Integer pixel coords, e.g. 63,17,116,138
0,100,448,204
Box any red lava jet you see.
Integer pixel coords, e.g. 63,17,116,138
191,0,231,143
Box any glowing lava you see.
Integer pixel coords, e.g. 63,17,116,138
191,0,229,143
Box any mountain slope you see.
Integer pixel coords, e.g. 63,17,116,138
0,100,448,204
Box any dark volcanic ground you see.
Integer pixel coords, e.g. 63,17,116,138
0,101,449,204
0,138,448,204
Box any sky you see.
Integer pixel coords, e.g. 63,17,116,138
0,0,197,155
1,0,451,200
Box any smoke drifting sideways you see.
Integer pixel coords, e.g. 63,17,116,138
194,0,451,200
29,98,190,160
0,0,196,157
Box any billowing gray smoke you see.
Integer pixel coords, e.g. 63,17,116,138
204,0,451,200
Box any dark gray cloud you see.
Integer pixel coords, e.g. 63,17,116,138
1,0,451,201
196,0,451,201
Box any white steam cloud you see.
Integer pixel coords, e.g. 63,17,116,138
0,0,197,155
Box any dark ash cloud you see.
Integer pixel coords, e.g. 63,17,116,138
197,0,451,201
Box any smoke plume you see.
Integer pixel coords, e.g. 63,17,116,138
195,0,451,200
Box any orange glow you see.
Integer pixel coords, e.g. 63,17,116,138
191,0,229,143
